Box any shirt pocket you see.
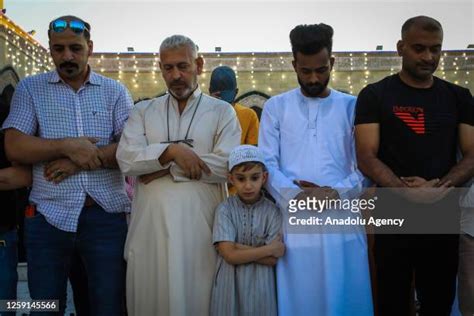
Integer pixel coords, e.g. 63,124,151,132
87,109,114,145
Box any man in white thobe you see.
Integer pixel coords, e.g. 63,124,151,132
116,35,241,316
259,24,373,316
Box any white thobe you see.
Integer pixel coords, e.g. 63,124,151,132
259,88,374,316
116,89,241,316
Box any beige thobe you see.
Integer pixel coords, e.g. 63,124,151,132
116,89,241,316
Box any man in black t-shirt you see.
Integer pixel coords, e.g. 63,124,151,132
355,16,474,316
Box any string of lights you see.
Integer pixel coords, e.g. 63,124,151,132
1,15,472,100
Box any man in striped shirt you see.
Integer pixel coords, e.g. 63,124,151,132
3,15,132,315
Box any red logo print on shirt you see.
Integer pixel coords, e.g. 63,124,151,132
393,106,425,135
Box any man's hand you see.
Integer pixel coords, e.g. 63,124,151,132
401,176,440,188
139,168,170,185
61,137,101,170
44,158,80,184
97,143,119,169
168,144,211,180
399,177,453,204
297,186,340,200
294,179,320,188
294,180,339,199
268,234,285,258
294,185,340,212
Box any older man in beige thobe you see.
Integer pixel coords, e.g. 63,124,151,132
116,35,241,315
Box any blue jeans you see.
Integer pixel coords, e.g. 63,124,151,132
25,205,127,316
69,251,90,316
0,229,18,316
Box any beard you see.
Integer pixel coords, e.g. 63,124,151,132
298,76,330,97
403,60,438,82
168,79,197,100
59,61,79,77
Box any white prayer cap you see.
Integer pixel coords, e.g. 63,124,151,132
228,145,265,172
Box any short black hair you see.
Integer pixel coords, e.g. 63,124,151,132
48,15,91,41
290,23,334,58
401,16,443,39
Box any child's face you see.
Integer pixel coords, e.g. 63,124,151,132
229,164,268,204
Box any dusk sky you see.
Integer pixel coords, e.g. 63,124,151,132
4,0,473,53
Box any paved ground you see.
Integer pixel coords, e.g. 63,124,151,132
14,264,463,316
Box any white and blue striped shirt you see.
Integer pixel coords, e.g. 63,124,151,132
3,70,133,232
211,195,281,316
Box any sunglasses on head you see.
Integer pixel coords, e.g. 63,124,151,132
50,19,90,35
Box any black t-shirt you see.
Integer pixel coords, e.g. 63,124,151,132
355,74,474,180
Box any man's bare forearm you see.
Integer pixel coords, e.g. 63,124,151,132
440,155,474,187
98,143,119,169
440,123,474,187
158,144,175,166
0,165,32,190
49,143,120,172
5,129,67,164
355,124,405,188
358,155,406,188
